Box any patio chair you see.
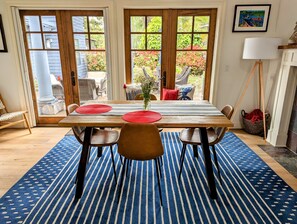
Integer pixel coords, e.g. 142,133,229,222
178,105,234,183
78,78,99,101
0,94,31,134
123,83,142,100
97,75,107,97
50,74,64,99
175,66,191,85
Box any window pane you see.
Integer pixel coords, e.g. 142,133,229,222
90,34,105,50
27,33,43,49
176,51,207,100
24,16,40,32
193,34,208,50
89,16,104,32
194,16,210,32
131,34,145,49
74,34,89,50
176,34,192,50
131,51,161,84
44,34,59,49
41,16,57,32
72,16,88,32
131,16,145,32
147,16,162,32
177,16,193,32
147,34,161,50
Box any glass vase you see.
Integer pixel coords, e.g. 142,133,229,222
143,97,151,111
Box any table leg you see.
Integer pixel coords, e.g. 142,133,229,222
192,145,198,158
75,127,92,199
199,127,217,199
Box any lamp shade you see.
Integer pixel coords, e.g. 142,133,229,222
242,37,282,60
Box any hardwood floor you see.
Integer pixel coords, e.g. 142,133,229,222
0,127,296,197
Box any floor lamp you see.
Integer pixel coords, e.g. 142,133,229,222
234,37,282,140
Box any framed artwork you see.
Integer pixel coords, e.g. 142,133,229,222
232,4,271,32
0,15,8,52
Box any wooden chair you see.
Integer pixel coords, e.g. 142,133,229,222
178,105,234,182
0,94,31,134
117,123,164,206
134,93,157,100
67,104,119,183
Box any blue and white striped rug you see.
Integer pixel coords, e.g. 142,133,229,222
0,132,296,223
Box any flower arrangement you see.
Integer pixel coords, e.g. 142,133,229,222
139,75,155,110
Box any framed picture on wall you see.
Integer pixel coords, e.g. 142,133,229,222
232,4,271,32
0,15,8,52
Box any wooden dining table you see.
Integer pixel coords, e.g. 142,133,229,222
59,100,234,200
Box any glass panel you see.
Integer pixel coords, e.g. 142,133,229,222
44,34,59,49
74,34,89,50
147,34,161,50
194,16,210,32
193,34,208,50
176,34,192,50
90,34,105,50
131,34,145,49
147,16,162,32
177,16,193,32
176,51,207,100
29,50,66,116
89,16,104,32
27,33,43,49
24,16,40,32
72,16,88,32
41,16,57,32
131,51,161,96
76,51,107,103
131,16,145,32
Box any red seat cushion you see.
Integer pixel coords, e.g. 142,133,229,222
162,88,179,100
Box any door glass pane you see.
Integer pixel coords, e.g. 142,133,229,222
131,34,145,49
72,16,88,32
177,16,193,32
147,34,161,50
24,16,40,31
27,34,43,49
72,15,108,104
41,16,57,32
193,34,208,50
176,34,192,50
176,51,206,100
131,51,161,97
74,34,89,50
147,16,162,32
89,16,104,32
194,16,210,32
25,15,66,117
90,34,105,50
131,16,145,32
44,34,59,49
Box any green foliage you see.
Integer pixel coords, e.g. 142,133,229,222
86,53,106,71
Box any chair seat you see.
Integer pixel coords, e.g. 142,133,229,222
79,129,119,147
179,128,218,145
0,111,25,122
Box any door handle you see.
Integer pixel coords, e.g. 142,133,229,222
71,71,76,86
162,71,166,87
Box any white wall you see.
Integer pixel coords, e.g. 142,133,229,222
0,0,296,128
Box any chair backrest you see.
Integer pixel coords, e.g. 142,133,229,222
175,67,191,85
118,123,164,160
123,83,142,100
78,78,98,101
67,103,86,144
176,66,189,80
214,105,234,143
134,93,157,100
142,67,151,79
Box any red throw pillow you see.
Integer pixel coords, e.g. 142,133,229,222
162,88,179,100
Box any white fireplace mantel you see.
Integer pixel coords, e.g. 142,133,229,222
267,45,297,146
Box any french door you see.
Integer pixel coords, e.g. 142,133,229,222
124,9,217,100
20,10,108,125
